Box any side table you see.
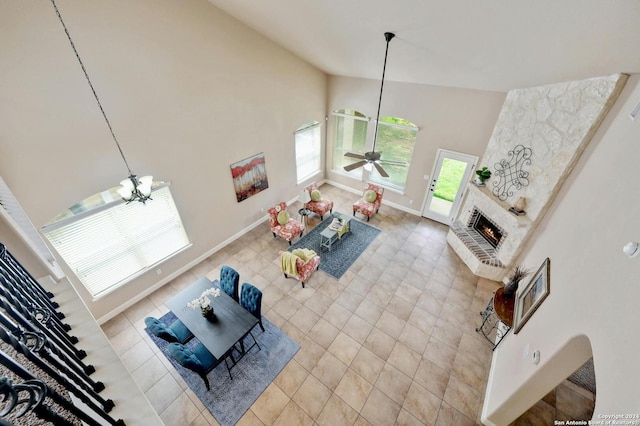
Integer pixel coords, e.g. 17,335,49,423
297,208,311,230
476,287,514,350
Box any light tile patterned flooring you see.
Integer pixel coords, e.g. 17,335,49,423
100,184,507,425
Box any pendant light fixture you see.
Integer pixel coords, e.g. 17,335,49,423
50,0,153,204
343,32,406,177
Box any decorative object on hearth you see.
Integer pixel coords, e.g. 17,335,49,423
503,264,531,297
509,196,527,216
514,258,550,334
493,144,532,201
343,32,407,177
230,152,269,202
474,166,492,186
50,0,153,204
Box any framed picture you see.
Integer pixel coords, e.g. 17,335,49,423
230,152,269,202
514,257,550,334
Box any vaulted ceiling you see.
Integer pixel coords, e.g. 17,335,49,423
207,0,640,92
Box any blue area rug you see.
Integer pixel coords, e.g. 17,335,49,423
145,312,299,426
290,212,381,279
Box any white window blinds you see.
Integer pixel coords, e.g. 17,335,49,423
295,121,322,183
42,185,190,299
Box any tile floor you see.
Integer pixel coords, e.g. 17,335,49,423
100,184,589,425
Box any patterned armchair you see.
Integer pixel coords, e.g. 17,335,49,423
353,183,384,221
267,202,304,245
304,182,333,220
279,249,321,288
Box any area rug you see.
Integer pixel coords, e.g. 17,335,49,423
145,311,300,426
290,212,381,279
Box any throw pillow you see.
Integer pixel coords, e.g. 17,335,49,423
277,210,290,225
364,189,377,203
310,189,321,202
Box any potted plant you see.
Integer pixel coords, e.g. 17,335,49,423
503,264,531,297
475,167,492,185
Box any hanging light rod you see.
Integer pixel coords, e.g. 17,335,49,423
49,0,153,204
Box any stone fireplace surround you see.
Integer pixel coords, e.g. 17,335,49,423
447,74,627,281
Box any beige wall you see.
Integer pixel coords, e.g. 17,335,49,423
483,75,640,424
0,0,326,320
325,76,505,212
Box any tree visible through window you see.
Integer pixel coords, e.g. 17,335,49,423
369,117,418,190
295,121,322,183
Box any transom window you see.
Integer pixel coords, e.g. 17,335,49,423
42,184,190,300
295,121,322,183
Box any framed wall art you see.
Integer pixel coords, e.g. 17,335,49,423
514,257,550,334
230,152,269,202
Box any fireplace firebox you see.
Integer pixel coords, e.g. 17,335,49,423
469,209,504,248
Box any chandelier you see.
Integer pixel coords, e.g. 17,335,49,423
50,0,153,203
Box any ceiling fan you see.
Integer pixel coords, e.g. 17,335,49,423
343,32,406,178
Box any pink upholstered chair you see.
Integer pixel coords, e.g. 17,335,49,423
267,202,304,245
279,250,321,288
304,182,334,220
353,183,384,221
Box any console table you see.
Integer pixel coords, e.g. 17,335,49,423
320,214,351,251
476,286,514,350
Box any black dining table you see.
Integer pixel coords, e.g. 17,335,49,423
165,276,258,360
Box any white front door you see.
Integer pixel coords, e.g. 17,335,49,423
422,149,478,224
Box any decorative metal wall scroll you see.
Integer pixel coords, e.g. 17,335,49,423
492,144,532,201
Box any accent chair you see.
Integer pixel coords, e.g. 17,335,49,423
353,183,384,221
304,182,334,220
267,202,304,245
279,249,321,288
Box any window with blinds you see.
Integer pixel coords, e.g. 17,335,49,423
42,184,190,300
295,121,322,183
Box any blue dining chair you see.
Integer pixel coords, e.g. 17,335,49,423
220,265,240,302
168,342,236,389
144,317,193,344
240,283,264,332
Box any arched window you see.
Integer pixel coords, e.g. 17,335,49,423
368,116,418,190
294,121,322,183
332,108,418,191
332,109,369,178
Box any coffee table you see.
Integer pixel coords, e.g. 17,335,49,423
320,214,352,251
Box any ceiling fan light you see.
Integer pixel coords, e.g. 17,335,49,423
364,162,373,172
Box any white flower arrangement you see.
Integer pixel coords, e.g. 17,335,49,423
186,287,221,310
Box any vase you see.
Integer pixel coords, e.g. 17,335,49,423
503,280,519,297
201,305,214,319
514,197,527,212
